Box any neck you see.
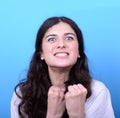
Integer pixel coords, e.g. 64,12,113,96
48,67,70,88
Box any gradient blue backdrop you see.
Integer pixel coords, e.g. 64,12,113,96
0,0,120,117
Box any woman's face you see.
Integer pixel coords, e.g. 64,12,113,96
41,22,79,69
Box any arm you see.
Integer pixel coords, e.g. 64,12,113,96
11,92,20,118
85,81,115,118
46,86,65,118
65,84,87,118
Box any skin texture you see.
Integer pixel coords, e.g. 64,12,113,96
42,22,87,118
46,84,87,118
14,17,92,118
41,22,79,69
65,84,87,118
46,86,65,118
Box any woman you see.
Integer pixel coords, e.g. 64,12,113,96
11,16,115,118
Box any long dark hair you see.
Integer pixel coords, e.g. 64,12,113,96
15,16,92,118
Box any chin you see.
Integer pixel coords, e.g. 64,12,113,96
53,64,74,68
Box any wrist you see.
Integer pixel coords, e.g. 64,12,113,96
69,112,85,118
46,112,62,118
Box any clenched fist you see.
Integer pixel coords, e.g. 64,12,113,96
46,86,65,118
46,84,87,118
65,84,87,118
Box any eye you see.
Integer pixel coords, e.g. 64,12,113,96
65,36,74,41
47,38,56,42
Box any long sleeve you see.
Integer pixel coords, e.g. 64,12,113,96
11,92,21,118
85,80,115,118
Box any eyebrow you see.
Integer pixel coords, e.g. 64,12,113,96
64,33,77,37
44,34,56,39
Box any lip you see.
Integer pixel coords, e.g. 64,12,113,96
54,52,69,57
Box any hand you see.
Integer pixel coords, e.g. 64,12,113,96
46,86,65,118
65,84,87,118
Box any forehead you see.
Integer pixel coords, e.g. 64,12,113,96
44,22,76,35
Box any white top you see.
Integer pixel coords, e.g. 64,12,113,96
11,80,115,118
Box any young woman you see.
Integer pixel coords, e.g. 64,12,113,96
11,16,115,118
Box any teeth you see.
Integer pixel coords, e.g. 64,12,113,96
55,53,68,56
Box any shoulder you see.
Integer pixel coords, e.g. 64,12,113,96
85,79,109,109
11,88,21,108
11,88,29,118
85,79,115,118
87,79,109,102
11,89,22,118
91,79,108,93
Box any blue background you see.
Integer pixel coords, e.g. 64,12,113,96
0,0,120,117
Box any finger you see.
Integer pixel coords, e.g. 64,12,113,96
60,87,66,92
59,89,65,100
48,86,60,97
72,84,81,93
48,86,54,94
68,85,81,94
77,84,87,96
65,91,71,98
68,85,75,91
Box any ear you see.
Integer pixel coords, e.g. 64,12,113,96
40,52,44,60
41,57,44,60
78,54,80,58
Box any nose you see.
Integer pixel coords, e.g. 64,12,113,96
57,39,66,48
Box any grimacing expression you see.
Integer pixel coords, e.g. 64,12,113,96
41,22,79,69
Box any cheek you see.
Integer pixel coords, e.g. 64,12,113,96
42,44,52,57
71,44,79,56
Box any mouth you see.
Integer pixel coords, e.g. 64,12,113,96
54,52,69,57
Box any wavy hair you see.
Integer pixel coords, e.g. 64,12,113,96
15,16,92,118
